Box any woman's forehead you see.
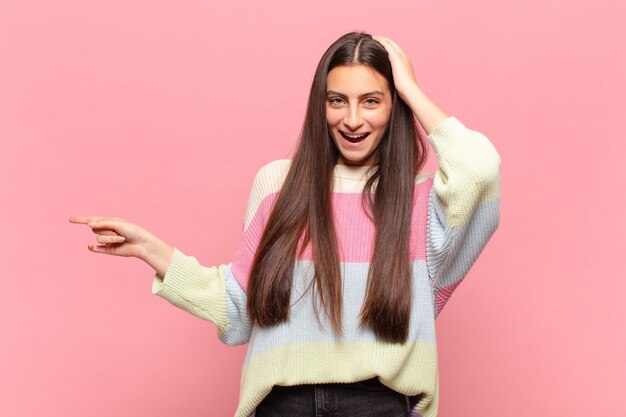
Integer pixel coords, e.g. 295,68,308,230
326,64,389,95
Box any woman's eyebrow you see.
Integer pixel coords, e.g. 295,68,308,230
326,90,385,98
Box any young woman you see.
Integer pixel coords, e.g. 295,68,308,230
70,32,500,417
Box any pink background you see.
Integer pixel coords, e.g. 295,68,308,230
1,0,624,415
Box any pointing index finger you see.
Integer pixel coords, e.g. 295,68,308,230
69,215,128,224
69,215,103,224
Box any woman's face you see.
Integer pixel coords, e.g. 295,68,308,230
326,64,393,166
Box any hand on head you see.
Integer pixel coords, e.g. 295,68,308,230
372,35,419,103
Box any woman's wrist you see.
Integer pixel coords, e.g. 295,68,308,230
139,235,175,278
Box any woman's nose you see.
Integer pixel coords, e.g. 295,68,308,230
343,105,364,130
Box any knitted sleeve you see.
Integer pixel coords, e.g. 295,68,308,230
425,116,501,318
150,160,289,345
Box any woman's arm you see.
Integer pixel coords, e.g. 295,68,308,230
374,35,501,317
71,161,288,345
69,182,259,346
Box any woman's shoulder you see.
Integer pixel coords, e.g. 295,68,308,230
242,159,291,229
256,158,292,176
247,159,292,202
253,159,292,188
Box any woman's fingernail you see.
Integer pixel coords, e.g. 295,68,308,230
88,222,97,227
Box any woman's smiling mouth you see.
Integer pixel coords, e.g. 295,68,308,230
340,131,370,143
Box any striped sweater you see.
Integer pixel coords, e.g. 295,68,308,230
151,116,501,417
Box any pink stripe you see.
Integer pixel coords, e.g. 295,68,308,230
434,280,462,315
231,194,278,291
230,177,434,290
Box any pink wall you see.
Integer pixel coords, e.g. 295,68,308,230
1,0,624,415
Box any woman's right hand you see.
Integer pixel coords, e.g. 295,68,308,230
69,215,174,277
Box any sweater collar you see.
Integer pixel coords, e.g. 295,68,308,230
333,163,378,181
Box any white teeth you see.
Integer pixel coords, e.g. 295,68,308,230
343,133,368,139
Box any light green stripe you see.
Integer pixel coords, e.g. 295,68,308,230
428,116,501,229
234,340,439,417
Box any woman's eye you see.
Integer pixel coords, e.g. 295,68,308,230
329,98,344,105
364,98,379,105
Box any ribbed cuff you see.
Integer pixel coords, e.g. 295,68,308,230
151,247,191,299
426,116,467,159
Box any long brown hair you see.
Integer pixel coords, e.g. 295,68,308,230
246,32,428,343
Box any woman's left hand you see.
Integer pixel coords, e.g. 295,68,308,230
372,35,419,103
